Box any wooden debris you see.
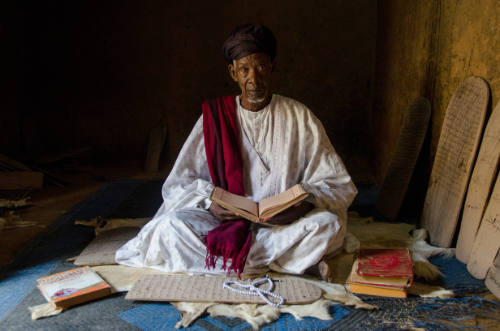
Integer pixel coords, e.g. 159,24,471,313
35,146,92,165
0,154,31,171
0,154,49,189
144,118,167,172
30,165,68,187
75,217,151,236
0,197,32,208
0,171,43,190
0,211,39,230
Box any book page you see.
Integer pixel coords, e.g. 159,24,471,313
258,184,308,216
211,187,258,216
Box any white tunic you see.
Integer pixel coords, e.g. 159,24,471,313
115,94,357,275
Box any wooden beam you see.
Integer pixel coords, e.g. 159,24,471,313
0,171,43,190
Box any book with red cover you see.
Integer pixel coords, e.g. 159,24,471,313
347,248,414,298
356,248,413,279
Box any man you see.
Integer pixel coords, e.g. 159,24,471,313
116,24,357,281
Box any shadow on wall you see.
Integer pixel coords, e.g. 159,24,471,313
4,0,377,177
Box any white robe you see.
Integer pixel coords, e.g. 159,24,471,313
115,94,357,275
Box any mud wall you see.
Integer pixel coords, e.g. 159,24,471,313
374,0,500,187
2,0,377,179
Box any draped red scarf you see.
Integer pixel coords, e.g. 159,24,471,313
202,96,252,277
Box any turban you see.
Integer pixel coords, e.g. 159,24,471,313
221,23,277,63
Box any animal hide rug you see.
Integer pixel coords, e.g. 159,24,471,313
87,211,455,329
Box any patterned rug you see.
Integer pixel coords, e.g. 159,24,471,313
0,180,494,330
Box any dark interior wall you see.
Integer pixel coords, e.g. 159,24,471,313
2,0,377,177
1,2,24,158
374,0,500,186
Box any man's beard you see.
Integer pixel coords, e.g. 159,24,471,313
247,96,267,104
246,90,267,104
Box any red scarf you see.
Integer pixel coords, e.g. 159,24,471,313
202,96,252,277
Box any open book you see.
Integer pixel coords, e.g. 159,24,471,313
209,184,309,223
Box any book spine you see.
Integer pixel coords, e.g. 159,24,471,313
55,287,111,309
347,280,408,289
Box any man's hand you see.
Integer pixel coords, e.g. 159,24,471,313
266,201,314,226
209,202,240,222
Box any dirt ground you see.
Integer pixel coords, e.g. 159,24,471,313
1,158,498,329
0,159,168,268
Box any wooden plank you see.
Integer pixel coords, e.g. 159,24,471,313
485,248,500,299
0,197,31,208
30,165,68,187
467,174,500,279
0,171,44,190
144,120,167,172
421,76,489,247
456,100,500,263
126,275,322,304
376,97,431,220
35,146,92,165
74,227,140,266
0,154,31,171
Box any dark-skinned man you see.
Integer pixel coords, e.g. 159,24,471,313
116,24,357,281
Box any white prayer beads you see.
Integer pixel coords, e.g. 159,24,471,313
222,275,284,307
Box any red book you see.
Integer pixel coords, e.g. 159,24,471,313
347,249,414,298
357,248,413,279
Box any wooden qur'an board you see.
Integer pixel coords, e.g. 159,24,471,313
376,97,431,221
485,247,500,299
456,100,500,263
125,274,323,304
467,173,500,279
421,76,489,248
74,227,140,266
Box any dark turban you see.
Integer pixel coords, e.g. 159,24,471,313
221,23,277,63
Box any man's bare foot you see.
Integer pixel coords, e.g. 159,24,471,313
305,260,331,281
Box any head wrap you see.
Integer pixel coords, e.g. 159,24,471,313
221,23,277,63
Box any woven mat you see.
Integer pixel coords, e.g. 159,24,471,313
74,227,140,266
125,274,322,304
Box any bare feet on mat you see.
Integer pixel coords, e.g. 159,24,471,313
305,260,331,282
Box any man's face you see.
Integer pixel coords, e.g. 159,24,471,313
228,53,274,111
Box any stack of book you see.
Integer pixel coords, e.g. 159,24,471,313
346,248,413,298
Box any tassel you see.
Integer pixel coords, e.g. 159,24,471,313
205,220,252,278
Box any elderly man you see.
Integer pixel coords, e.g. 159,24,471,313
116,24,357,280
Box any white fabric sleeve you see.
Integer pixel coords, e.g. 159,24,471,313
300,113,358,212
160,116,214,212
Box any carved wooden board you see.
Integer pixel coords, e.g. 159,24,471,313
456,100,500,263
467,174,500,279
485,248,500,299
144,119,167,172
376,98,431,220
0,171,43,190
421,77,489,247
74,227,140,266
126,274,322,304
